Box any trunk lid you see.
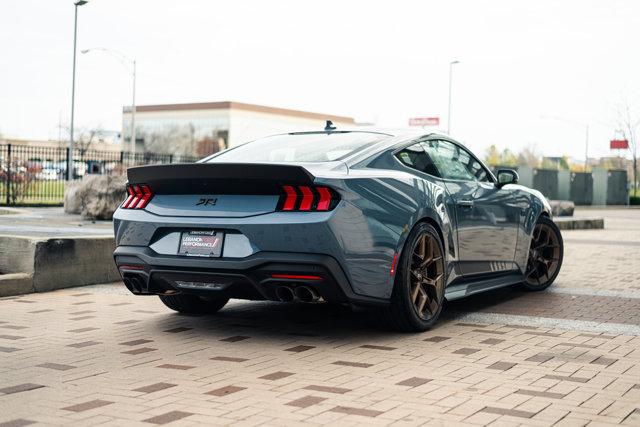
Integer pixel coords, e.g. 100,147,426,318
126,162,322,218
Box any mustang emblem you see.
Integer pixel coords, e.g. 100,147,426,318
196,198,217,206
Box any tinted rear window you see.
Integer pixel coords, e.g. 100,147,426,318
208,133,388,163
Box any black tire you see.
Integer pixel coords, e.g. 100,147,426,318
158,294,229,314
521,215,564,291
379,222,446,332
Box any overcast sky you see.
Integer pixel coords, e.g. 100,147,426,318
1,0,639,160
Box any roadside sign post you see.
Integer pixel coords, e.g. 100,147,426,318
409,117,440,128
610,139,629,159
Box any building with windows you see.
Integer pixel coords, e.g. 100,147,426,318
122,101,355,157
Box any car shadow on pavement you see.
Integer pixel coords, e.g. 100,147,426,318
444,286,529,315
135,286,531,344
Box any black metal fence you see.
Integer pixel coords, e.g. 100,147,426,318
0,144,197,206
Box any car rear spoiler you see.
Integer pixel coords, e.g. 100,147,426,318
126,163,316,194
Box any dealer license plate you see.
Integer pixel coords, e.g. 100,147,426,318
178,230,224,257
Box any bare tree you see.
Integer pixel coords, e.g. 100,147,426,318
75,127,101,157
517,144,541,168
613,97,639,193
62,125,103,156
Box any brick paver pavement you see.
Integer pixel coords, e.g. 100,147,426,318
0,209,639,426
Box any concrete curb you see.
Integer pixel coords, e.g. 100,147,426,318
0,273,34,297
554,217,604,230
0,207,29,215
0,234,120,296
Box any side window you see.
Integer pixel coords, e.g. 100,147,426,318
421,139,491,182
469,159,490,182
395,143,440,177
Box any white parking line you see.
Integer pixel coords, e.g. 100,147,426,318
449,311,640,336
548,287,640,299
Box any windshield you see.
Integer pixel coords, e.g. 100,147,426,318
207,132,388,163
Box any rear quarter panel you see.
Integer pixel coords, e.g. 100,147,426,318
510,184,552,272
319,169,454,299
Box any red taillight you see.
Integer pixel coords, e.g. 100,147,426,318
316,187,331,211
119,264,145,271
122,184,153,210
130,185,142,207
277,185,339,212
271,273,322,281
298,186,314,211
122,185,135,208
135,185,153,209
282,185,297,211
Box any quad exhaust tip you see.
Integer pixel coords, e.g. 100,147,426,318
275,285,320,303
294,286,320,303
275,286,295,302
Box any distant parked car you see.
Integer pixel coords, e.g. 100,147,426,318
113,126,563,331
36,168,60,181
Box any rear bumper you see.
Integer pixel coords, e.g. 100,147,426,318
113,246,389,307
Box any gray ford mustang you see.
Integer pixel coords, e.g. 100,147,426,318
113,125,563,331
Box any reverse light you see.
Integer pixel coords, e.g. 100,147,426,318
122,184,153,209
277,185,339,212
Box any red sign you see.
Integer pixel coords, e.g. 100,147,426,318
610,139,629,149
409,117,440,127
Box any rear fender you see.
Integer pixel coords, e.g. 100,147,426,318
316,174,453,299
513,188,551,272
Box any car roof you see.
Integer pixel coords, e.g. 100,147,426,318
287,127,457,143
288,127,445,138
201,127,463,165
273,127,468,165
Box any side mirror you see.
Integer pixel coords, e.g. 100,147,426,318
496,169,519,188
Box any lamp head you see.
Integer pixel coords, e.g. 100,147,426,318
75,1,88,6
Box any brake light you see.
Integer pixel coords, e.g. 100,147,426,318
298,186,314,211
118,264,145,271
282,185,297,211
276,185,339,211
122,184,153,209
135,185,153,209
316,187,332,211
122,185,135,208
271,273,322,280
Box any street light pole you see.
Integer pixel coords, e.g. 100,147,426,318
447,60,460,134
131,60,136,155
68,0,88,180
81,48,136,154
584,124,589,172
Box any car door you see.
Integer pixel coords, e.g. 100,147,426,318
421,139,520,276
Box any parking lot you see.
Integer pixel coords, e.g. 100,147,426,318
1,209,639,426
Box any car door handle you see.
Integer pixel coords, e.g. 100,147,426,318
457,199,474,208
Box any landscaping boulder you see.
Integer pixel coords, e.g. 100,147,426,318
64,175,127,220
549,200,575,217
63,180,83,214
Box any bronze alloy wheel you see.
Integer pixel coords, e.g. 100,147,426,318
409,232,445,320
525,221,561,286
380,222,447,331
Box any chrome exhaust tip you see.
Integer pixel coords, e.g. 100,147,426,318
294,286,319,303
275,286,295,302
